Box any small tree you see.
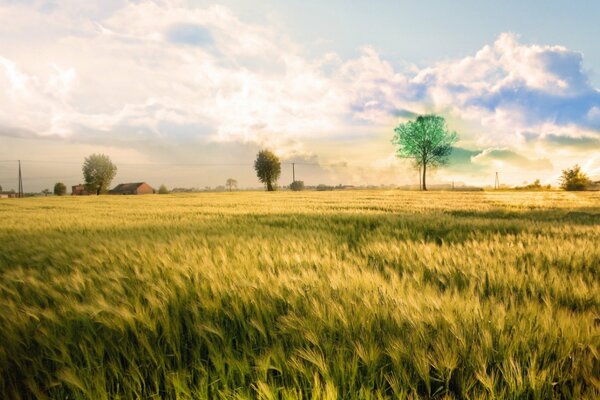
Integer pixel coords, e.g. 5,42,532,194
559,165,591,191
290,180,304,191
82,154,117,195
392,115,458,190
53,182,67,196
41,189,50,196
254,150,281,191
158,184,169,194
226,178,238,192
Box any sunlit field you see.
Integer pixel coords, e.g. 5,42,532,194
0,191,598,399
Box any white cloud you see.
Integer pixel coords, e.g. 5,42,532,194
0,1,599,189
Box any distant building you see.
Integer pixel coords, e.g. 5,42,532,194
0,191,16,198
72,184,89,196
109,182,155,195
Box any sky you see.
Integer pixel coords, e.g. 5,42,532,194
1,0,600,191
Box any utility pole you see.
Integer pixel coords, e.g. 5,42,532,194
452,180,455,191
292,162,295,182
18,160,23,198
494,172,500,190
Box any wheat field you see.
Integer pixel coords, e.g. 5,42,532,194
0,191,598,399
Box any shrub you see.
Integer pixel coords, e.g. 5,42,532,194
158,184,169,194
559,165,590,191
53,182,67,196
289,180,304,191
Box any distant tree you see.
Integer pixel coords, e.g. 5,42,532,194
254,150,281,191
289,180,304,191
316,184,333,191
53,182,67,196
392,115,458,191
82,154,117,195
42,189,50,196
559,165,591,191
0,184,2,191
226,178,238,192
158,184,169,194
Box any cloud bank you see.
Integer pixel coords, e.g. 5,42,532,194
1,0,599,188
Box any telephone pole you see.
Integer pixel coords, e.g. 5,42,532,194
18,160,23,198
494,172,500,190
292,162,295,182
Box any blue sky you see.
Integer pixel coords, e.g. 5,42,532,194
1,0,599,190
194,0,600,84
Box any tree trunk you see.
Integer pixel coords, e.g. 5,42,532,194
419,165,422,190
422,163,427,191
267,181,273,191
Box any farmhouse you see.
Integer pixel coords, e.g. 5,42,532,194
0,191,16,198
72,184,89,195
109,182,155,195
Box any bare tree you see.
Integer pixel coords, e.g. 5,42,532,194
225,178,238,192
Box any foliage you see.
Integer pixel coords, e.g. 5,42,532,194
289,180,304,191
559,164,591,191
254,150,281,191
392,115,458,190
225,178,238,192
53,182,67,196
316,184,334,191
515,179,552,190
41,188,50,196
158,184,169,194
0,191,599,399
82,154,117,195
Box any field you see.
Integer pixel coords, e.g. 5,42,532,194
0,191,599,399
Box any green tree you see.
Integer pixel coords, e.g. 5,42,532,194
392,115,458,191
53,182,67,196
559,164,590,191
82,154,117,195
289,180,304,191
158,184,169,194
254,150,281,191
225,178,238,192
41,189,50,196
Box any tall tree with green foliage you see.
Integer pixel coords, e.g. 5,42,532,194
82,154,117,195
53,182,67,196
559,164,590,191
392,115,458,190
254,150,281,191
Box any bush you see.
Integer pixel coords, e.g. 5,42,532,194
559,165,590,191
53,182,67,196
289,180,304,191
158,184,169,194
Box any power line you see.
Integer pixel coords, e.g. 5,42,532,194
0,159,349,167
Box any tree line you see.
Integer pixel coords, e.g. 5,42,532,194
43,114,594,195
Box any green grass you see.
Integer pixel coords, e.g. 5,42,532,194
0,191,598,399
